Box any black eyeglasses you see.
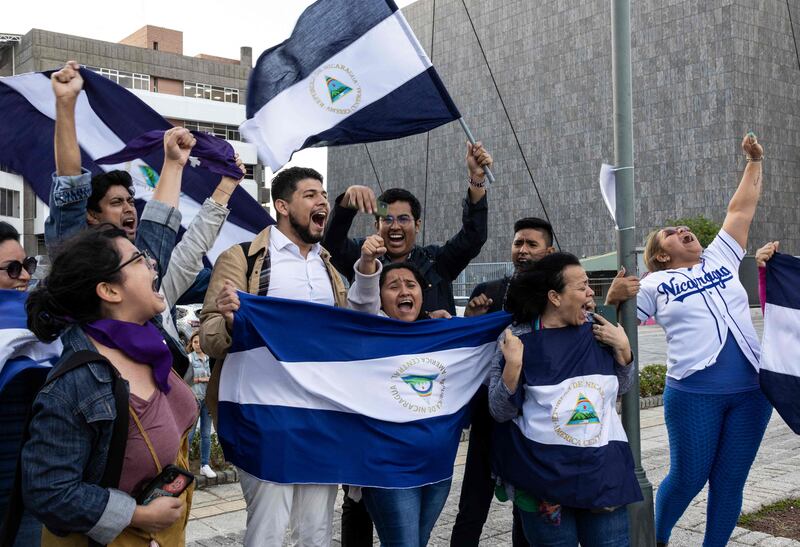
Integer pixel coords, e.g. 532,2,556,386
0,256,37,279
112,249,156,274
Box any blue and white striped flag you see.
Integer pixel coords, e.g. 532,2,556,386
760,253,800,434
0,68,272,262
241,0,461,171
218,293,509,487
0,290,61,395
492,326,643,509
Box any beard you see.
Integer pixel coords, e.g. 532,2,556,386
289,211,323,244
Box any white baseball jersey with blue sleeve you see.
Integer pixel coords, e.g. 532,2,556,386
637,229,760,380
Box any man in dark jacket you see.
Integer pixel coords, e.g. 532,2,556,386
323,143,491,546
463,217,556,317
450,216,555,547
322,143,492,316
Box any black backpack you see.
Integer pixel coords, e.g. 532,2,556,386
0,350,129,547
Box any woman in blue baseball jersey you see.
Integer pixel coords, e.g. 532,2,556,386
637,134,772,547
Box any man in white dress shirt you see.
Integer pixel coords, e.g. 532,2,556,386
200,167,348,547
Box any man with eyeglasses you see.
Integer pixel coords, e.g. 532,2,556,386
322,143,492,318
322,143,490,546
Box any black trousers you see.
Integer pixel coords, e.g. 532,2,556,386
341,485,374,546
449,386,529,547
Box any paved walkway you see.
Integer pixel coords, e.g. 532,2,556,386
188,311,800,546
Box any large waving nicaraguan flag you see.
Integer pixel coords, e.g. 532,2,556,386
0,290,62,395
760,253,800,434
218,293,509,487
0,68,272,261
241,0,461,171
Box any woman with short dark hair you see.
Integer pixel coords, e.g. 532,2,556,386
19,226,197,545
489,252,639,546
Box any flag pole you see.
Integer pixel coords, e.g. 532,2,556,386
458,118,496,184
611,0,656,544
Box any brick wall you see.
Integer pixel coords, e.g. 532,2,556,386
119,25,183,55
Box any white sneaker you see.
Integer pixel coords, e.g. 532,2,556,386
200,465,217,479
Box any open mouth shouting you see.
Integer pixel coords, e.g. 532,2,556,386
310,208,328,230
387,231,406,248
397,297,415,312
680,233,695,245
121,215,137,238
152,273,164,300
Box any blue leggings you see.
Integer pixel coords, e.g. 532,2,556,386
655,387,772,546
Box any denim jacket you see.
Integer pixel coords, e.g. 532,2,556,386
20,319,181,544
44,170,181,282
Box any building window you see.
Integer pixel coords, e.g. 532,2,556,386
36,234,47,257
244,164,255,179
85,66,150,91
183,120,241,141
0,188,20,218
183,81,241,104
153,42,159,51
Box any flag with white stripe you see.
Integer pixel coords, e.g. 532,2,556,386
760,253,800,434
0,290,61,395
218,293,509,487
241,0,461,171
492,325,642,509
0,68,272,262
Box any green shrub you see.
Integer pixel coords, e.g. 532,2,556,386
665,215,721,247
640,364,667,398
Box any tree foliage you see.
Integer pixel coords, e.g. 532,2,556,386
666,215,721,247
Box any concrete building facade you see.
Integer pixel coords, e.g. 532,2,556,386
0,26,269,254
326,0,800,264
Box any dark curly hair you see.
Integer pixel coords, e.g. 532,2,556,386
26,225,128,342
505,252,582,324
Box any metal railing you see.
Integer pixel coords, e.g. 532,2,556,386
453,262,515,304
453,262,619,307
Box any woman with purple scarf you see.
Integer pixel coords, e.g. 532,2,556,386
18,226,198,546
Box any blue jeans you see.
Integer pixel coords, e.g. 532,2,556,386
188,399,212,466
362,479,451,547
518,504,629,547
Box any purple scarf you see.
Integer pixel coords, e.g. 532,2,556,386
94,129,243,180
84,319,173,393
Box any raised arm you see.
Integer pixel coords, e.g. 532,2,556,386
52,61,83,177
152,127,195,208
45,62,93,251
321,185,375,281
722,133,764,249
347,234,385,314
160,156,244,307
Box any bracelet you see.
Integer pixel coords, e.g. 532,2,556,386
746,156,763,162
468,177,486,188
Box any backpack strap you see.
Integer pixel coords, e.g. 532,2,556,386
240,242,260,282
1,350,128,547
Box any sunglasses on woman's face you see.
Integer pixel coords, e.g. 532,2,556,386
661,226,691,237
0,256,37,279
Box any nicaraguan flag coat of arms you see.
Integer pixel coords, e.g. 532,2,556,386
218,293,509,488
241,0,461,171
